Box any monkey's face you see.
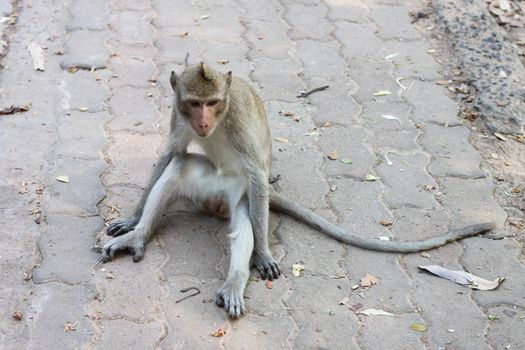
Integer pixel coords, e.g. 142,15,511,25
183,98,225,137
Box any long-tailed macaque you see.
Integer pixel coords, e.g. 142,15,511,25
102,63,495,319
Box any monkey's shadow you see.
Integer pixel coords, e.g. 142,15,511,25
155,200,282,283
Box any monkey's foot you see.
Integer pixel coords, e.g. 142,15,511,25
102,231,146,263
252,253,280,280
216,281,246,319
106,217,138,237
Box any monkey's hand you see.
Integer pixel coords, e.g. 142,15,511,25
216,277,247,319
102,230,146,263
106,217,139,237
252,252,280,280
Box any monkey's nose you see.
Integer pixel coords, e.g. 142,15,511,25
199,122,209,131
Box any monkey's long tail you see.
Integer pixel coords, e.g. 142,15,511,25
269,192,495,253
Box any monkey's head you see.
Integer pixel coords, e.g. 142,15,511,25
170,63,232,138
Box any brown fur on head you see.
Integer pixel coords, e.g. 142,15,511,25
170,63,232,137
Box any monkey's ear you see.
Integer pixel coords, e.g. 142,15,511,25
170,71,178,91
199,62,212,81
225,71,232,89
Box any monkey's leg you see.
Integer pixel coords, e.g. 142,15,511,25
216,199,254,319
102,157,183,262
107,151,174,237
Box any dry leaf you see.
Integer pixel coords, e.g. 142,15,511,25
28,42,45,71
379,219,393,226
436,79,449,85
364,174,379,182
274,136,289,143
322,121,333,128
63,321,77,332
351,284,359,290
420,252,431,259
360,273,379,287
217,59,229,65
79,106,89,112
339,297,349,305
56,175,70,183
494,132,508,141
340,159,353,164
179,32,189,37
198,15,210,20
54,48,65,55
105,272,115,279
419,265,505,290
0,104,31,115
265,280,273,289
13,311,23,321
357,309,393,316
381,114,402,124
410,323,427,332
327,150,338,160
374,90,391,96
211,327,226,337
292,263,305,277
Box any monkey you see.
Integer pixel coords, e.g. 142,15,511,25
102,63,495,319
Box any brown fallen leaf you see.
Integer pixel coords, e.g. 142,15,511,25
217,59,229,65
327,150,338,160
63,321,77,332
0,104,31,115
379,219,393,226
265,280,273,289
274,136,289,143
436,79,449,85
419,265,505,290
360,273,379,287
179,32,189,37
67,66,79,73
54,48,65,55
211,327,226,337
322,121,333,128
13,311,23,321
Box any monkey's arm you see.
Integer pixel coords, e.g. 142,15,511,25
270,191,495,252
106,150,175,236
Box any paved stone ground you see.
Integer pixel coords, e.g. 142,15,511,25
1,0,524,349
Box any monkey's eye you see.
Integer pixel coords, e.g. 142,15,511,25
206,100,219,107
189,101,201,108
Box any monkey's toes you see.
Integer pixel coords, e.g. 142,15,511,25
102,235,145,263
107,219,136,236
216,289,246,319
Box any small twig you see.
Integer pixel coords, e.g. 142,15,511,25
296,85,329,98
175,287,201,303
269,174,281,184
184,52,190,67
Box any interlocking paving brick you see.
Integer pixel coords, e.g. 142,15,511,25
439,177,508,226
325,0,369,23
369,5,421,41
252,58,306,101
110,10,156,46
376,152,439,209
97,319,166,349
59,71,110,112
486,305,525,349
420,124,486,178
295,40,347,81
107,86,163,132
57,112,108,160
33,215,100,284
67,0,109,31
61,30,111,70
25,283,96,349
246,20,293,61
405,81,461,126
317,126,378,179
110,55,160,88
44,158,107,216
103,132,162,187
361,101,420,151
284,2,331,41
358,314,426,349
384,39,442,80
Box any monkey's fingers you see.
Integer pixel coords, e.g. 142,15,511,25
216,290,245,319
255,260,281,281
131,243,145,263
107,220,134,236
